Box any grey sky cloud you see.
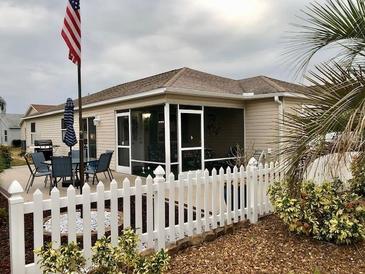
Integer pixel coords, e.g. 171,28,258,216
0,0,315,114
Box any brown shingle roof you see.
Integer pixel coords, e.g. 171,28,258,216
31,104,57,113
25,67,306,118
239,76,307,94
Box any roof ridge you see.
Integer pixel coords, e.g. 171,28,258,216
260,76,286,92
163,67,188,87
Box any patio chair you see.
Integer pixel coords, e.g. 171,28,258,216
24,152,51,193
85,151,114,184
51,156,74,192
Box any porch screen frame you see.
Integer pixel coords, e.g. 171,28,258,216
115,111,132,174
177,107,205,173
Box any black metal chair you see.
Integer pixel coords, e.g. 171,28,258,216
24,152,51,193
51,156,74,192
85,151,114,184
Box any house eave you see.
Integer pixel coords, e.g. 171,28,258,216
21,87,167,121
165,87,307,100
21,87,307,122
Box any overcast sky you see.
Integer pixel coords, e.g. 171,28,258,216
0,0,318,114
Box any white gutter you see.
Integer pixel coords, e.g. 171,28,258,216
274,96,284,163
166,87,306,100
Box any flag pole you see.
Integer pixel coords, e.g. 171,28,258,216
78,62,85,194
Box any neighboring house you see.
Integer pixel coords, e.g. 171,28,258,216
0,97,22,146
20,67,308,177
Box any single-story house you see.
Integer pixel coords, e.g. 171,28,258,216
0,97,22,146
21,67,307,177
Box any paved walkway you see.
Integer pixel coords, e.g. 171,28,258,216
0,165,141,202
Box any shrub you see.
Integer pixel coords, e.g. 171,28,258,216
0,145,11,172
34,242,85,274
349,154,365,196
269,180,365,244
11,139,21,147
35,228,170,274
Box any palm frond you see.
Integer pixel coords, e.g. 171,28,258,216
281,63,365,195
286,0,365,75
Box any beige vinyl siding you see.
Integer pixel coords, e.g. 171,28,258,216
282,97,307,116
22,95,167,171
244,98,279,156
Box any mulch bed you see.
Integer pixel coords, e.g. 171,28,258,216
168,214,365,274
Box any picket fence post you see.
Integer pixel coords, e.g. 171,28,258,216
154,166,166,250
8,181,26,274
250,166,258,224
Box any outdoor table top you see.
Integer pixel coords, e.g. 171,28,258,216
43,157,97,165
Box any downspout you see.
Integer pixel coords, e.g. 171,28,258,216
274,96,283,163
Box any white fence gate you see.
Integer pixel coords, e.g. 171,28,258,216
8,163,282,274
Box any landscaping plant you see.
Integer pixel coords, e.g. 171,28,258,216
0,145,11,172
282,0,365,197
34,242,85,274
35,228,170,274
269,180,365,244
349,154,365,196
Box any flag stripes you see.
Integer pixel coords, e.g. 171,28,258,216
61,0,81,65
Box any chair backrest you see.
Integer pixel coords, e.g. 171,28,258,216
52,156,72,178
24,153,34,175
31,152,49,173
96,153,112,172
105,150,114,165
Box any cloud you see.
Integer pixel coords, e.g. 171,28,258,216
0,0,315,113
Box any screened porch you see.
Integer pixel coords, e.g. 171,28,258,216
116,103,244,177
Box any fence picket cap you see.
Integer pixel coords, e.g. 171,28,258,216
8,180,24,195
154,165,166,180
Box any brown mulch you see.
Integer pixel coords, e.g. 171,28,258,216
168,215,365,274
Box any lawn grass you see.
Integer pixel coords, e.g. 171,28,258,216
9,147,26,166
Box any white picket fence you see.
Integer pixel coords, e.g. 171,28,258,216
8,162,282,274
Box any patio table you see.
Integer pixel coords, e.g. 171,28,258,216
43,157,97,166
43,157,97,187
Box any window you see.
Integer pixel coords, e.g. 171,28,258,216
30,122,36,145
31,122,36,133
4,130,7,142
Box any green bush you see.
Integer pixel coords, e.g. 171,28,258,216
35,228,170,274
269,180,365,244
349,155,365,196
35,242,85,274
0,145,12,172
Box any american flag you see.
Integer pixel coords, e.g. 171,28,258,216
61,0,81,65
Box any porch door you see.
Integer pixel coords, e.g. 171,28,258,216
116,112,131,173
178,109,204,173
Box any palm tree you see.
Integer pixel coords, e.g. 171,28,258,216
283,0,365,197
